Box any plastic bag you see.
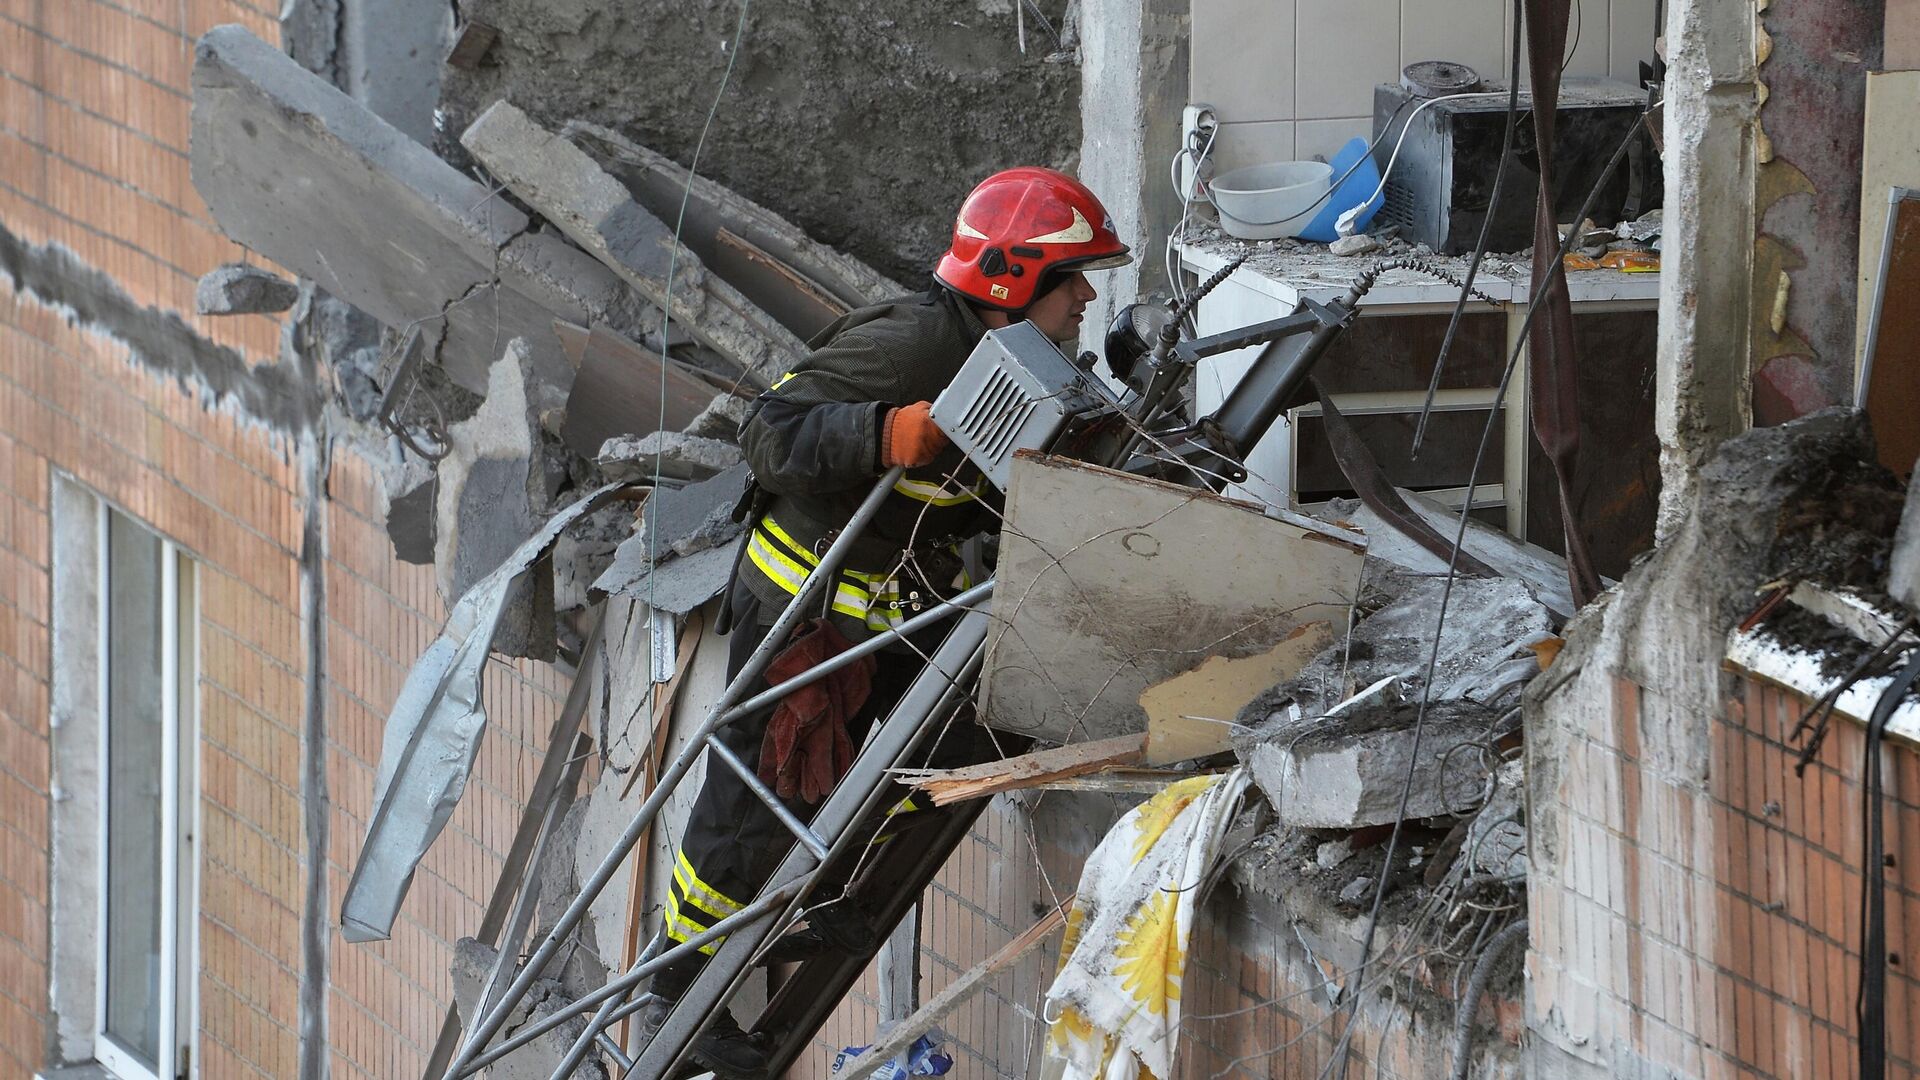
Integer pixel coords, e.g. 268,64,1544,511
832,1029,954,1080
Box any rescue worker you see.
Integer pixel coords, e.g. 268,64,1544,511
640,167,1132,1077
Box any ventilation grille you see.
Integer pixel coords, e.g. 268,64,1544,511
950,363,1040,470
1379,180,1417,231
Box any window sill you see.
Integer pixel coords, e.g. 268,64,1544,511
37,1064,118,1080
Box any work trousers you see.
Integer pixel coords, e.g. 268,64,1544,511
652,576,974,1001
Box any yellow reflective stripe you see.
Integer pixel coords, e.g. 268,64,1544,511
757,516,824,567
885,795,919,817
770,371,798,389
663,900,720,955
673,851,743,921
892,476,983,506
746,532,873,621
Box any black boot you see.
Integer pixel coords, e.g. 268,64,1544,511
637,996,770,1080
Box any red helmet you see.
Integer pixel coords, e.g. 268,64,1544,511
934,167,1132,311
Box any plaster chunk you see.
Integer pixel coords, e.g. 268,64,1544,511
194,263,299,314
1237,699,1493,829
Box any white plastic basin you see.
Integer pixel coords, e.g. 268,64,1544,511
1209,161,1334,240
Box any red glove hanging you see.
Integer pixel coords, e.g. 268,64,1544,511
757,618,876,803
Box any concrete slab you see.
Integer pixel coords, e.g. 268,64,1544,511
1238,699,1493,828
435,340,555,658
598,431,744,484
190,27,646,395
1270,574,1551,722
593,537,741,614
460,101,805,385
642,462,750,559
983,453,1365,742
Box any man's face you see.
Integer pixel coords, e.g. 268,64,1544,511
1024,272,1098,344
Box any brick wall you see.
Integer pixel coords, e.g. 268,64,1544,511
0,2,585,1076
321,450,575,1078
1531,670,1920,1078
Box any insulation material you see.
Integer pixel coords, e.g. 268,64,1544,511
341,483,626,942
983,454,1363,742
1041,770,1251,1080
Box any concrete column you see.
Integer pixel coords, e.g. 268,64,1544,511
1653,0,1758,538
1075,0,1189,359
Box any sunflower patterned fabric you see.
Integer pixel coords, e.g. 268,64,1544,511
1040,768,1252,1080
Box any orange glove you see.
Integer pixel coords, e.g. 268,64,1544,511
881,401,949,468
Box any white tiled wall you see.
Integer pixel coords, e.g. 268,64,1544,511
1190,0,1661,167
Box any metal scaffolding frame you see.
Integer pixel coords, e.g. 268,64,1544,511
438,466,999,1079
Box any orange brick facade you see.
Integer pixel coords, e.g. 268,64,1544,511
0,2,578,1076
1531,671,1920,1079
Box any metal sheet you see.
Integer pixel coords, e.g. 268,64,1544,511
340,483,627,943
982,454,1365,742
558,325,729,457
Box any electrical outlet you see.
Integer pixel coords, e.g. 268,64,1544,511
1177,103,1218,202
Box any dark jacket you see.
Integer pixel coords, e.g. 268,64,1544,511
738,290,1000,639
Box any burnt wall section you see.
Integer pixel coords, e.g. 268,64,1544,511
1749,0,1883,423
436,0,1081,287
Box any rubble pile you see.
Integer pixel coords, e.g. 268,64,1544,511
191,26,906,659
1217,555,1551,1064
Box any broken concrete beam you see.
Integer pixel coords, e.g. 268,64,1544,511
598,431,743,485
435,339,557,659
558,323,729,457
1891,463,1920,611
460,101,804,386
194,262,298,314
1237,699,1493,829
191,27,650,396
565,121,906,339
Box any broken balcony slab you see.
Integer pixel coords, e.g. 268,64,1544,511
460,102,804,386
191,27,646,396
556,322,733,457
982,453,1365,743
565,121,906,340
1237,698,1495,829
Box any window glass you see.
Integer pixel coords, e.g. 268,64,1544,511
103,510,164,1069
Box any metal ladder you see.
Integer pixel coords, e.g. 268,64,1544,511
441,466,1001,1079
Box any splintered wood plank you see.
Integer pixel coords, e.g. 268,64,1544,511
892,733,1147,805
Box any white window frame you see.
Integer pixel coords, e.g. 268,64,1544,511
89,501,198,1080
